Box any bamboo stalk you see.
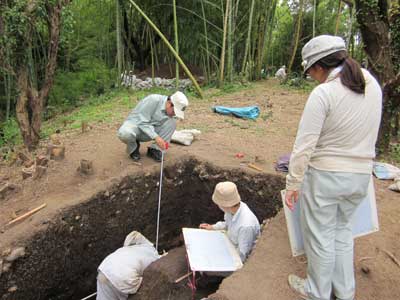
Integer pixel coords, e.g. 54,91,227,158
226,0,233,82
335,0,342,35
7,203,47,226
116,0,123,85
248,163,263,172
128,0,203,98
219,0,230,87
201,0,211,82
149,29,155,85
241,0,255,75
175,272,193,283
173,0,179,89
312,0,317,37
288,0,304,75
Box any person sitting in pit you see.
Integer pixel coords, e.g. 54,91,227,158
96,231,160,300
199,181,260,262
117,91,189,162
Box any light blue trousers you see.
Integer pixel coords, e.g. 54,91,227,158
300,167,370,300
117,119,176,155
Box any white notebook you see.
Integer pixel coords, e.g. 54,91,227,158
282,177,379,257
182,228,243,272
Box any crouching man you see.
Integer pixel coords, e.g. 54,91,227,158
199,181,260,263
96,232,160,300
118,91,189,162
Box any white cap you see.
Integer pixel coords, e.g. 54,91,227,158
170,91,189,119
212,182,241,207
301,35,346,73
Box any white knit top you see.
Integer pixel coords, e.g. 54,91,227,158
286,67,382,190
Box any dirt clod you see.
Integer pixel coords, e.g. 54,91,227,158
0,183,21,199
47,144,65,160
33,166,47,180
77,159,94,175
361,266,370,274
36,155,49,167
7,286,17,292
5,247,25,262
21,166,34,179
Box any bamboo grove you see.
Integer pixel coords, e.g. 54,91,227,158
0,0,399,152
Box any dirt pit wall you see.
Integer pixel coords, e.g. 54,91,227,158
0,158,284,300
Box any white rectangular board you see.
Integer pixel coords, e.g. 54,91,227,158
282,178,379,257
182,228,243,272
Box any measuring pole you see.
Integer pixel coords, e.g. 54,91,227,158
156,142,169,252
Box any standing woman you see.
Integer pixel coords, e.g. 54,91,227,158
285,35,382,300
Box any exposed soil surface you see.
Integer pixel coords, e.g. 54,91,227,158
0,79,399,300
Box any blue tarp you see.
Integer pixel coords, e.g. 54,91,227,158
212,105,260,120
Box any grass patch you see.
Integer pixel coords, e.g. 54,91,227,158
0,119,22,148
42,87,172,137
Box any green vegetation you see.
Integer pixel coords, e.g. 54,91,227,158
0,81,252,150
0,0,398,154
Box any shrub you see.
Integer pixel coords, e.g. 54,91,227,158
47,58,116,118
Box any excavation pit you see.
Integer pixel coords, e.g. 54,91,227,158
0,159,284,300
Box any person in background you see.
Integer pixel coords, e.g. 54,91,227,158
200,181,260,262
118,91,189,162
285,35,382,300
275,65,287,80
96,231,160,300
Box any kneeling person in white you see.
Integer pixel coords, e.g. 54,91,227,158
199,181,260,262
96,232,160,300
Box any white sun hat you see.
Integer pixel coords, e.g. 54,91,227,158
212,181,241,207
170,91,189,119
301,35,346,73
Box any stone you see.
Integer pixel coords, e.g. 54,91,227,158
2,249,11,257
6,247,25,262
7,286,17,292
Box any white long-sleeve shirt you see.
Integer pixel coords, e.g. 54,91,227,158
286,67,382,190
98,233,160,295
212,202,260,262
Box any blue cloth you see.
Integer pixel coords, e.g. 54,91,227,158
213,105,260,119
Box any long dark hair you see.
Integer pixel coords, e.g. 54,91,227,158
314,50,365,94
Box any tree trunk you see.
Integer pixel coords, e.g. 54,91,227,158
15,0,69,150
116,0,123,81
287,0,304,75
241,0,255,75
355,0,400,154
334,0,342,35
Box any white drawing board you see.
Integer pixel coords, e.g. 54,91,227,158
182,228,243,272
282,178,379,257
